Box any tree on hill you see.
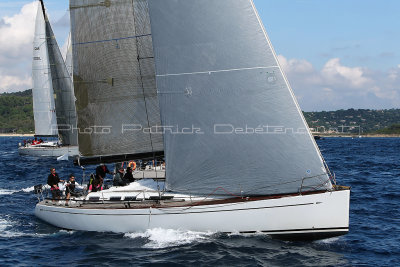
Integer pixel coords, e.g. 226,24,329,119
0,89,34,133
375,124,400,134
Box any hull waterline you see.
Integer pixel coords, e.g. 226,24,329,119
35,189,350,241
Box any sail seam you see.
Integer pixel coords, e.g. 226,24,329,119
73,34,151,46
156,66,278,77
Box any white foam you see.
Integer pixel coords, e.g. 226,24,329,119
316,237,340,244
228,231,268,238
125,228,214,249
0,189,17,195
0,218,27,238
0,217,66,238
0,218,12,231
21,186,35,193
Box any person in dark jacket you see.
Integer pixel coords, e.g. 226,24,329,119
47,167,64,202
95,164,113,190
123,167,135,183
65,174,78,206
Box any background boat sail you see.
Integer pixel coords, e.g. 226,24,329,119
19,0,79,157
35,0,350,240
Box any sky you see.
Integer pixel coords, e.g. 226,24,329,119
0,0,399,111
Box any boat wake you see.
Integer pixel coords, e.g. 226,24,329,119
0,216,74,238
0,185,46,195
0,189,17,195
124,228,215,249
0,217,41,238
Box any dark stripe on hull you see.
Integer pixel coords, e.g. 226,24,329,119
269,229,349,241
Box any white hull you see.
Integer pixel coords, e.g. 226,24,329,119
35,189,350,240
18,145,79,157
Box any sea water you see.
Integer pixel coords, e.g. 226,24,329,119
0,137,399,266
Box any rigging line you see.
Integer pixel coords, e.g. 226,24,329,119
132,2,155,154
73,34,151,46
179,187,243,211
156,66,278,77
246,173,329,194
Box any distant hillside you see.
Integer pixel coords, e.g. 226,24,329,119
304,109,400,134
375,124,400,134
0,89,34,133
0,89,399,134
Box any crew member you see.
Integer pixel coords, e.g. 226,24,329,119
123,167,135,183
95,164,113,190
47,167,64,202
65,174,78,206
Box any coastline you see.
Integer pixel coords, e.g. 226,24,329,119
1,133,399,138
315,134,400,138
0,133,34,137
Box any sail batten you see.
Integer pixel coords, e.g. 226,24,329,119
148,0,332,195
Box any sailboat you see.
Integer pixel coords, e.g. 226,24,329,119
19,0,79,157
35,0,350,241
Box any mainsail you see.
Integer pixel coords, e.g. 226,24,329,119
41,0,78,146
147,0,332,195
32,1,58,137
70,0,163,160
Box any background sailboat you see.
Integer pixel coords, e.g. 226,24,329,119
35,0,350,240
19,0,78,157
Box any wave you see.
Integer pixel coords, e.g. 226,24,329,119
124,228,215,249
0,217,73,238
0,218,34,238
316,237,340,244
0,185,50,195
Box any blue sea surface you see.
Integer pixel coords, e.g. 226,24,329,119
0,137,399,266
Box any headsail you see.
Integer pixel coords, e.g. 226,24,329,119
70,0,163,161
41,0,78,146
32,1,58,137
148,0,332,195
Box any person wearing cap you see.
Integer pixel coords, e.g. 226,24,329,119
47,168,64,202
65,174,78,206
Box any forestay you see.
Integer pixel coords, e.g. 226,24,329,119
70,0,163,158
148,0,332,195
32,1,58,137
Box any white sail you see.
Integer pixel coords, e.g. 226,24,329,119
148,0,332,195
65,32,73,79
32,1,58,137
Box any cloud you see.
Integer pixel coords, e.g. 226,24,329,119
0,1,37,92
0,73,31,94
321,58,372,88
278,55,400,111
